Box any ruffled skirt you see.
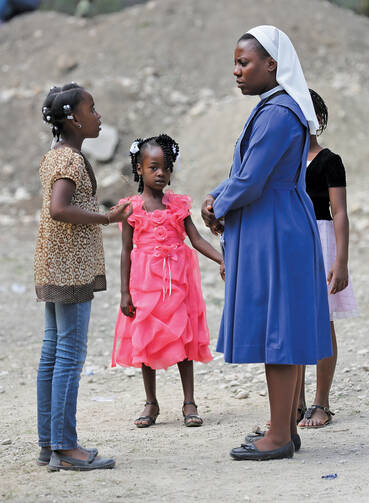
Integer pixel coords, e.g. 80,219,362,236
317,220,359,320
112,243,212,370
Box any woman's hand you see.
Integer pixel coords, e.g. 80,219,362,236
201,195,217,228
220,260,225,281
327,261,349,294
120,292,136,317
201,195,224,235
107,202,132,224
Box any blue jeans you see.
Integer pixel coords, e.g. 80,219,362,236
37,301,91,450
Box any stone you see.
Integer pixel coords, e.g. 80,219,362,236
83,124,119,162
57,54,79,75
235,391,249,399
1,439,12,445
169,90,190,105
188,101,207,117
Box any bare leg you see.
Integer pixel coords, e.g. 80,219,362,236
254,364,297,451
299,322,337,427
290,365,303,436
298,365,306,411
134,363,159,426
177,359,202,425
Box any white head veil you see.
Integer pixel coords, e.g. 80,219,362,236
247,25,318,134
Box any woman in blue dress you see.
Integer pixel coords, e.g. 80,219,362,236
202,25,332,461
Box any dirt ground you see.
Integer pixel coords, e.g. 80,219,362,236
0,0,369,501
0,201,367,502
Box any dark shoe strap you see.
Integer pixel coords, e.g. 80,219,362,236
305,404,335,420
145,400,158,406
183,401,197,407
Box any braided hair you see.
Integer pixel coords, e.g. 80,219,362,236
309,89,328,136
130,134,179,193
237,33,270,59
41,83,85,142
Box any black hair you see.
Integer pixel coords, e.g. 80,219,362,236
237,33,271,59
309,89,328,136
130,134,179,193
41,83,85,142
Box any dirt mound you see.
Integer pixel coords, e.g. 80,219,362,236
0,0,368,214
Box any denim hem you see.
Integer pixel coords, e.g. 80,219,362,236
51,443,78,450
38,441,51,447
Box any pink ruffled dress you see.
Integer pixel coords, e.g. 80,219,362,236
112,191,213,370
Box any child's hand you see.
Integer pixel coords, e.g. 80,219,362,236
211,221,224,236
107,201,133,224
121,292,136,317
327,261,348,294
220,260,225,281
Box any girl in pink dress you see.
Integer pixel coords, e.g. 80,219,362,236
112,134,224,428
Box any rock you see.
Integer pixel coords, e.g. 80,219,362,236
235,390,249,399
83,124,119,162
169,90,190,105
259,390,267,397
357,348,368,356
57,54,79,75
124,368,136,377
1,439,12,445
188,101,207,117
14,187,30,201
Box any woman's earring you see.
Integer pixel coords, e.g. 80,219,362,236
77,124,82,129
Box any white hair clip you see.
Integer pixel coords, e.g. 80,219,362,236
63,104,73,120
130,141,140,155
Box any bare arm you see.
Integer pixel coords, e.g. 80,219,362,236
327,186,349,294
184,216,225,280
50,178,131,225
120,218,135,317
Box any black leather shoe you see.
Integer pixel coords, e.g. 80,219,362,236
230,440,294,461
48,450,115,471
244,431,301,452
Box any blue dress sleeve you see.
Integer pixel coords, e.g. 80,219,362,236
210,179,229,199
213,106,301,219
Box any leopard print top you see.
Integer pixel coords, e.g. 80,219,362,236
34,146,106,304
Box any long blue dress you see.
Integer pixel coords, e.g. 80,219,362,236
211,93,332,365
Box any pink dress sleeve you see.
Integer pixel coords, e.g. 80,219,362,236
117,195,144,232
164,191,192,222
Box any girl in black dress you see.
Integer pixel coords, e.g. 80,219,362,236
298,89,359,428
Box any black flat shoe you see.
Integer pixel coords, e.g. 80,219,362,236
230,441,294,461
37,445,99,466
48,450,115,471
244,431,301,452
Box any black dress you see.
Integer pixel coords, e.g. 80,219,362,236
305,148,346,221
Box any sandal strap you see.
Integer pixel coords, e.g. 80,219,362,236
184,414,203,425
184,414,202,420
145,400,159,406
135,415,155,422
183,401,197,407
305,405,335,420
